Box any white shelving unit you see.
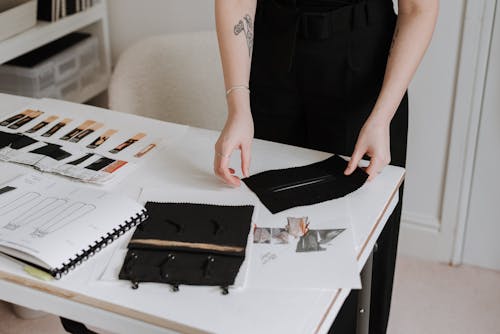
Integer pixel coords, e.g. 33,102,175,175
0,0,111,103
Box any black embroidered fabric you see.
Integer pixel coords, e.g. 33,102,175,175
119,203,254,291
242,155,368,213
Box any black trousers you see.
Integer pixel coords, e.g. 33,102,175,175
250,1,408,333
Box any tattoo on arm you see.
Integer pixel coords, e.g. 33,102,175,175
234,14,254,57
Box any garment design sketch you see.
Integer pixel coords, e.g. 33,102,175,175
3,197,68,231
0,192,41,217
31,202,95,238
0,192,95,237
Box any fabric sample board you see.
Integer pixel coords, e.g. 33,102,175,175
119,202,254,293
243,155,368,213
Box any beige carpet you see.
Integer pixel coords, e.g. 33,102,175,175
0,255,499,334
388,255,500,334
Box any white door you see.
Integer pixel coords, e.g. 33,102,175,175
462,2,500,271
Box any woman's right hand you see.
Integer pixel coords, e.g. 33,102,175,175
214,107,254,187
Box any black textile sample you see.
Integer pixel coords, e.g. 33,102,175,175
242,155,368,213
67,153,94,166
84,157,114,171
30,143,71,161
10,135,38,150
119,203,254,293
0,131,19,149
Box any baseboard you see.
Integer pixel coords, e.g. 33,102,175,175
401,211,440,231
397,212,447,262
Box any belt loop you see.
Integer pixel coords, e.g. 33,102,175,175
351,1,368,30
365,1,373,25
361,2,369,28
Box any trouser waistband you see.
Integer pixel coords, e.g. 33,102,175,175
262,0,396,40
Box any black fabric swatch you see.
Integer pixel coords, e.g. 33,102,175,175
120,250,245,287
84,157,114,171
30,144,71,161
10,135,38,150
67,153,94,166
132,203,253,255
119,203,254,290
242,155,368,213
0,131,19,149
0,186,16,195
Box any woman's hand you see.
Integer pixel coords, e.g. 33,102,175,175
214,108,254,187
344,117,391,181
343,0,438,181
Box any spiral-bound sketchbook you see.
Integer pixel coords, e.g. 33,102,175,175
0,173,147,279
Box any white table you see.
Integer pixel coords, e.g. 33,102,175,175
0,93,404,334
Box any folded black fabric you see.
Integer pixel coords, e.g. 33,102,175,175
242,155,368,213
119,202,254,293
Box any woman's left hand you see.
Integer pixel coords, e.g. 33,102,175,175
344,117,391,181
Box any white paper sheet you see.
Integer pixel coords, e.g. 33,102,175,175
247,196,361,290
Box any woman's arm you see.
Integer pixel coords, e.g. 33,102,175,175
345,0,439,180
214,0,257,187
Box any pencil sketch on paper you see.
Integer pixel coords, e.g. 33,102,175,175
31,202,96,237
0,192,96,237
0,192,41,217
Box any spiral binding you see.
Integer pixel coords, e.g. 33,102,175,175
50,209,148,279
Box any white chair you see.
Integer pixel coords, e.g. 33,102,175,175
108,30,227,131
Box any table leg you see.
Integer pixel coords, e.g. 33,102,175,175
356,250,373,334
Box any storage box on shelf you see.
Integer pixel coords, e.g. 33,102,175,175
51,59,100,100
0,0,37,42
0,0,110,103
0,32,101,99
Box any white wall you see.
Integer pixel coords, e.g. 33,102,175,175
462,0,500,271
105,0,468,262
107,0,215,63
404,0,464,229
398,0,466,260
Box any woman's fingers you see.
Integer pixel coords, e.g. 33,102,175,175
213,110,254,186
344,147,364,175
214,149,241,187
344,120,390,181
216,158,241,186
240,143,251,178
365,157,386,181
